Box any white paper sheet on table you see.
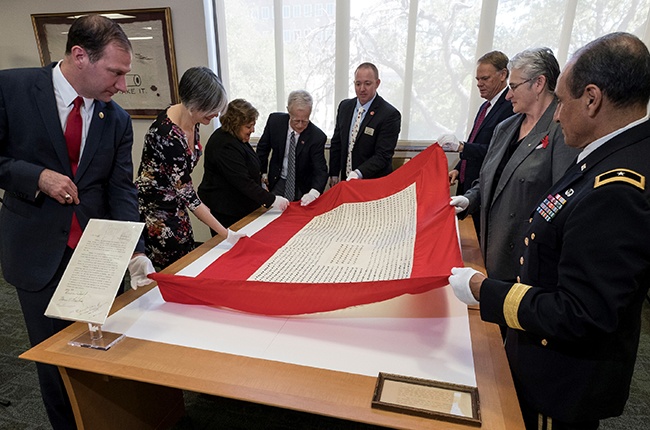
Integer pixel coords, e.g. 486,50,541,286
103,209,476,387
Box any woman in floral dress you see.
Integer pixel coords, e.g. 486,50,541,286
135,67,243,268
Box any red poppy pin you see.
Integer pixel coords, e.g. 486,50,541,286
370,111,375,116
536,135,549,149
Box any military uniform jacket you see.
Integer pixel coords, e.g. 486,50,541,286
480,119,650,422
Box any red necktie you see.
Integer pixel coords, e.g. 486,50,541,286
65,96,83,248
460,101,490,184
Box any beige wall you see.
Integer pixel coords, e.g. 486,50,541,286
1,0,216,241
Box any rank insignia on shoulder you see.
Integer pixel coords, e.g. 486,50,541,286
536,193,567,222
594,169,645,191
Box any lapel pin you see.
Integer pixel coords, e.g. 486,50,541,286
580,163,587,171
99,112,105,119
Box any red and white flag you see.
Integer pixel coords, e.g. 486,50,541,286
152,144,462,315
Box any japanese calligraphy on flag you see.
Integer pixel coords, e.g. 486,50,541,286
151,144,462,315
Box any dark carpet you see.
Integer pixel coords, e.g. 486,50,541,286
1,275,648,429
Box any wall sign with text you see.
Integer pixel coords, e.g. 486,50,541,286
32,8,179,119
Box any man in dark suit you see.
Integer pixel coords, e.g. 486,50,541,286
439,51,515,236
328,62,401,184
449,32,650,429
0,15,154,429
257,90,328,206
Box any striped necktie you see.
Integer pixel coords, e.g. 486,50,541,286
284,131,297,200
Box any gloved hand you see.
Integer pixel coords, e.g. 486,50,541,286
300,189,320,206
346,170,360,181
225,229,247,245
437,134,462,152
128,254,156,290
272,195,290,211
448,267,481,305
450,195,470,214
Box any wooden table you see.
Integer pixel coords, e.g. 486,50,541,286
21,214,523,430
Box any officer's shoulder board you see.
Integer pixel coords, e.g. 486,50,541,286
594,168,645,191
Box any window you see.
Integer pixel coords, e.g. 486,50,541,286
215,0,650,141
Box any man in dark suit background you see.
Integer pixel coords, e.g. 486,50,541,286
257,90,328,206
439,51,515,236
328,62,401,185
0,15,154,429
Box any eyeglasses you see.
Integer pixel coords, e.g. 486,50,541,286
289,117,310,125
509,78,534,92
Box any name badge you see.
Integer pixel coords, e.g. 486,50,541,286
364,127,374,136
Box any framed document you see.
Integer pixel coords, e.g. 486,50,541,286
372,373,481,426
31,8,179,119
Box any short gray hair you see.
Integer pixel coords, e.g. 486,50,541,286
509,47,560,92
179,67,228,115
287,90,313,112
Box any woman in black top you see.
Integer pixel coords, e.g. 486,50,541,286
199,99,289,229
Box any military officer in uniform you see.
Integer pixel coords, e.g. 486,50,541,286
448,32,650,430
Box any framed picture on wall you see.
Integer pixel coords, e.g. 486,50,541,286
31,8,179,119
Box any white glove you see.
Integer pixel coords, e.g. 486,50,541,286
346,170,360,181
300,189,320,206
128,254,156,290
271,195,290,211
448,267,481,305
225,229,247,245
450,195,470,214
437,134,461,152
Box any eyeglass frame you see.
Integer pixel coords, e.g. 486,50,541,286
289,117,310,126
508,77,535,92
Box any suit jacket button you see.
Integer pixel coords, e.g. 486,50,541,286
516,276,521,282
531,233,536,240
529,217,533,223
524,237,529,246
541,339,548,346
520,256,524,265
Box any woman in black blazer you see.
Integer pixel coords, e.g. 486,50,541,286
198,99,289,229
